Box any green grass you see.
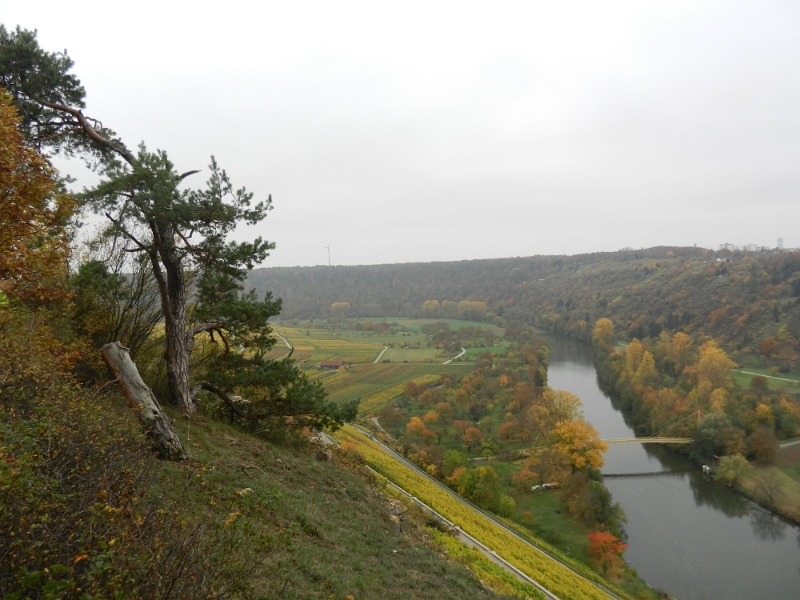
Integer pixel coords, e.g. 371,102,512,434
160,413,512,599
737,445,800,523
382,348,450,363
489,462,592,563
1,362,509,600
731,368,800,391
464,344,508,356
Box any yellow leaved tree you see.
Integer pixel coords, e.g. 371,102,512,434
553,419,608,470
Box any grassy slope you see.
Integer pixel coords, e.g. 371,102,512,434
737,444,800,522
166,410,511,600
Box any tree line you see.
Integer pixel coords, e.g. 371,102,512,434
249,247,800,374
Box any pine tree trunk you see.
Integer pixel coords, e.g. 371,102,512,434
164,303,192,413
152,239,195,414
101,341,186,460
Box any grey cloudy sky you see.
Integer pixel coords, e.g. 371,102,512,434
6,1,799,266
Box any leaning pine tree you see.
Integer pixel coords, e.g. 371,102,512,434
0,26,356,443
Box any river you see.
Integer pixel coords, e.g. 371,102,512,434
545,335,800,600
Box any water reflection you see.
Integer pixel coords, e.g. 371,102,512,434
545,333,800,600
750,507,787,541
689,472,750,518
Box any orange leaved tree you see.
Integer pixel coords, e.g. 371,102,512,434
0,90,74,304
587,531,627,577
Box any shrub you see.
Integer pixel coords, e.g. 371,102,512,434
0,309,279,598
714,454,753,487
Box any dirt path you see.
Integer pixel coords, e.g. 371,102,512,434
373,346,388,364
369,417,394,440
273,331,293,359
737,370,799,384
443,347,466,364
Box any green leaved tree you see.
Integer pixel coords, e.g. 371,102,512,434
1,26,356,430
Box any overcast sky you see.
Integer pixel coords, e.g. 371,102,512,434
6,1,799,267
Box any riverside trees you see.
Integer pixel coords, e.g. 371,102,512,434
0,26,355,431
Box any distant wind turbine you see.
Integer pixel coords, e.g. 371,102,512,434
324,244,331,267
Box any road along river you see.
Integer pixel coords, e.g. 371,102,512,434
545,335,800,600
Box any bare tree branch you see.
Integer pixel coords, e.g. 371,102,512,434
33,97,137,166
187,323,230,355
104,212,148,250
179,170,201,181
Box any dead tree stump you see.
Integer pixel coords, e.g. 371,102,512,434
101,341,187,460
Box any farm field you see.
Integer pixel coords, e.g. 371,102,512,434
335,426,631,600
360,317,504,333
338,333,429,346
269,318,507,367
381,348,449,363
315,362,468,409
273,326,383,363
357,375,440,415
464,344,508,356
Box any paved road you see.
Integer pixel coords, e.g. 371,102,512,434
350,424,618,600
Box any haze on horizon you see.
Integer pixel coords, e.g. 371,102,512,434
6,1,799,267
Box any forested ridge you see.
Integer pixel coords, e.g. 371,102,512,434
249,246,800,369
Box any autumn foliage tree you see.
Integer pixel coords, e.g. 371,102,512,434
592,318,614,352
0,90,74,303
510,468,538,491
748,427,779,463
1,27,355,431
696,342,736,390
553,419,607,470
586,531,627,577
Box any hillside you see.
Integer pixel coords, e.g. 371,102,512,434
248,247,800,370
0,310,517,599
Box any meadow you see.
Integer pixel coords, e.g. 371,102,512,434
731,367,800,392
737,443,800,522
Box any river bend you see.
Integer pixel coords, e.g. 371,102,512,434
545,336,800,600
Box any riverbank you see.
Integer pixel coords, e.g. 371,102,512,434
592,336,800,527
545,333,800,600
736,444,800,523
